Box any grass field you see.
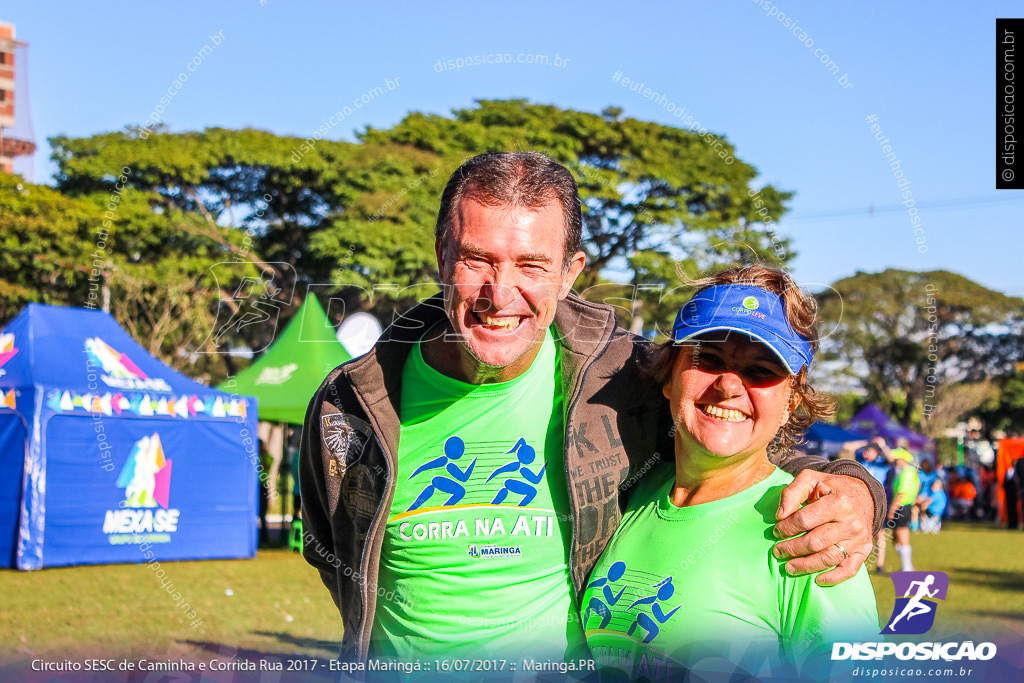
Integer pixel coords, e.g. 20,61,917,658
0,547,342,668
868,522,1024,641
1,523,1022,668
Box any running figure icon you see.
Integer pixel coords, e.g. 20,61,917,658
887,574,939,631
626,577,682,644
406,436,477,511
583,560,628,630
487,438,546,506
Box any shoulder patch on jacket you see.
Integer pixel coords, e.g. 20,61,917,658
321,413,372,476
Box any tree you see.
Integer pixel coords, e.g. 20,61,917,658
977,370,1024,436
359,99,794,332
38,99,792,373
0,172,99,319
0,170,259,383
919,381,1000,438
816,269,1024,429
49,128,446,345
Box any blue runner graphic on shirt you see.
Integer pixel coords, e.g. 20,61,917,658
486,438,547,506
406,436,478,511
583,560,628,630
401,435,553,514
626,577,682,643
583,563,683,644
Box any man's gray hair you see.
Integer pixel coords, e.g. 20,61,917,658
434,151,583,271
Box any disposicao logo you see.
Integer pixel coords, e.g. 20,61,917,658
85,337,172,392
883,571,949,635
103,433,180,543
832,570,997,663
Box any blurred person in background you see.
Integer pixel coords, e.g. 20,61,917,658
912,458,938,530
951,471,978,521
978,463,997,521
1005,461,1020,530
288,429,302,522
858,439,894,574
889,449,920,571
258,438,272,545
1017,455,1024,531
919,478,947,534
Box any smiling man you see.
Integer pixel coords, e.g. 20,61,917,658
423,194,584,383
299,152,886,663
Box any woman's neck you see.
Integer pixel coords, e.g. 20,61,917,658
671,450,774,507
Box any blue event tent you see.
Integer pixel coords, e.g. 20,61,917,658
798,422,870,458
0,303,258,570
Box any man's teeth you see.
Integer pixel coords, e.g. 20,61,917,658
701,405,747,422
479,314,521,329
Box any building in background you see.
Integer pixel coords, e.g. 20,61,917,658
0,22,35,177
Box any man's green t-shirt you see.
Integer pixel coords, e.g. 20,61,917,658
581,466,878,681
372,331,583,660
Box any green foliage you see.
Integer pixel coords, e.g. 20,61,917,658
308,143,445,313
362,99,794,332
921,380,1000,438
363,100,793,273
934,437,961,467
50,127,446,329
0,172,103,318
0,168,261,377
816,269,1024,428
828,392,868,425
6,100,793,376
977,370,1024,436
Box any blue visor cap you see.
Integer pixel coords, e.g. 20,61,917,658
671,284,814,375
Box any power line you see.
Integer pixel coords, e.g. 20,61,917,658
785,195,1024,223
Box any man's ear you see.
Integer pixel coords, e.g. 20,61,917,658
662,381,672,400
435,237,447,277
559,250,587,299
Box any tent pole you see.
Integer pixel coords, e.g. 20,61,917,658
281,421,289,539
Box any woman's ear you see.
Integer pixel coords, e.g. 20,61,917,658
787,391,802,418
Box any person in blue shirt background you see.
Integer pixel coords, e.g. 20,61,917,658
919,478,947,533
916,458,939,494
858,439,894,574
913,458,940,530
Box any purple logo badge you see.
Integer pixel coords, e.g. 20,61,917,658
882,571,949,635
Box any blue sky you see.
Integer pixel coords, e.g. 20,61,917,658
6,1,1023,296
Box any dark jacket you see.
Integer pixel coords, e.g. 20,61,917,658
300,293,885,661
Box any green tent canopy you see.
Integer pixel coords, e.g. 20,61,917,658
219,297,352,424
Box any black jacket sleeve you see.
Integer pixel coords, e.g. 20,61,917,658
299,382,343,614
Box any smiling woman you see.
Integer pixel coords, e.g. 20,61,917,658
581,264,879,680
